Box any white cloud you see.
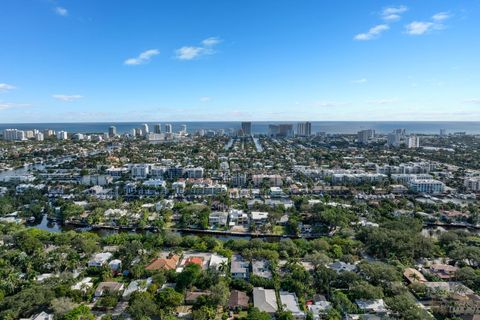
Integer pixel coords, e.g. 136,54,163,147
0,83,15,93
406,13,450,36
52,94,84,102
368,98,399,105
432,12,450,22
199,96,212,102
0,102,30,110
352,78,367,84
405,21,435,35
55,7,68,16
124,49,160,65
315,101,349,107
381,6,408,21
176,46,205,60
175,37,221,60
464,99,480,104
202,37,221,47
354,24,389,41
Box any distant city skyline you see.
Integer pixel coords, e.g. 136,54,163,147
1,0,480,122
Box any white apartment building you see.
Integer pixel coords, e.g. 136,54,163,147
184,167,204,179
464,177,480,192
131,164,150,179
408,135,420,148
391,173,432,184
408,179,445,194
3,129,26,141
357,129,375,144
56,131,68,140
252,174,283,187
35,132,44,141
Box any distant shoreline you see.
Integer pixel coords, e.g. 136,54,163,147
1,121,479,135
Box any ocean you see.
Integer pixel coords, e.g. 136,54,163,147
0,121,479,135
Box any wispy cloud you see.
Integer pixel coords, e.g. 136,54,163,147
0,83,16,93
432,12,451,22
352,78,367,84
368,98,399,105
464,99,480,104
354,24,389,41
124,49,160,65
315,101,349,107
175,37,221,60
199,96,212,102
405,12,451,35
405,21,435,35
202,37,221,47
0,102,30,110
54,7,68,17
52,94,84,102
381,5,408,21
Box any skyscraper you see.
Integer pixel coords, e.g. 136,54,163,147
408,135,420,148
180,124,187,133
142,123,149,134
241,122,252,136
357,129,375,144
154,124,161,134
297,121,312,136
387,132,401,147
165,124,172,133
108,126,117,137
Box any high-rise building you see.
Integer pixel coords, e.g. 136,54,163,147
165,124,173,133
297,121,312,136
3,129,26,141
357,129,375,144
440,129,447,136
394,128,406,137
154,124,161,134
241,122,252,136
278,124,294,138
131,128,138,137
35,132,44,141
180,124,187,133
407,135,420,148
142,123,149,134
56,131,68,140
387,132,401,147
43,129,55,137
108,126,117,138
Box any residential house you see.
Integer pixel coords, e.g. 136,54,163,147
229,209,249,227
94,282,124,297
231,254,249,279
428,263,458,280
355,299,389,316
252,260,272,279
209,254,228,271
88,252,113,267
185,291,211,304
327,261,357,273
209,211,228,228
145,254,180,271
122,278,153,299
279,291,306,319
403,268,427,284
251,211,269,226
228,290,249,310
253,287,278,314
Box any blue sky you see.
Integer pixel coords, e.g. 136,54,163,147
1,0,480,122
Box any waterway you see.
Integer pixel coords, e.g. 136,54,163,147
27,214,254,240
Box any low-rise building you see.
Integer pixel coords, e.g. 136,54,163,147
279,291,305,319
253,287,278,314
